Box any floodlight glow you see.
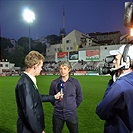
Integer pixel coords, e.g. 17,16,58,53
22,8,35,51
23,9,35,23
131,28,133,36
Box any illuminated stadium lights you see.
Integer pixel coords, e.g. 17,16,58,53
23,9,35,51
23,9,35,23
131,28,133,36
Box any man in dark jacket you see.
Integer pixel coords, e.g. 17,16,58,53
49,61,83,133
15,51,61,133
96,44,133,133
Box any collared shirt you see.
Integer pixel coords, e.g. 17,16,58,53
118,71,132,79
49,76,83,120
24,71,38,89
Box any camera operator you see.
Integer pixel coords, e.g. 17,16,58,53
96,44,133,133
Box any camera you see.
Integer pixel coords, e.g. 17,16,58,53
99,55,115,75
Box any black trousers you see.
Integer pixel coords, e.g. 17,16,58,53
53,115,78,133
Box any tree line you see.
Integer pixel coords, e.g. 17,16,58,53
0,34,61,68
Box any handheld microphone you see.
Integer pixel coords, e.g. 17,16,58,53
59,81,65,101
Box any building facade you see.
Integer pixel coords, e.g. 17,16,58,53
0,60,15,74
46,30,124,57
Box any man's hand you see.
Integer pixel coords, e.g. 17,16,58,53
54,92,63,99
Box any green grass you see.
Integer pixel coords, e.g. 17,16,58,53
0,75,111,133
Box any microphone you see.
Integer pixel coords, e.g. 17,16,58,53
110,64,125,72
59,81,65,101
110,61,130,72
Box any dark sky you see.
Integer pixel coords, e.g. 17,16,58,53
1,0,132,40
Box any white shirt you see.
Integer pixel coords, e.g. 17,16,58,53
24,71,38,89
118,71,131,79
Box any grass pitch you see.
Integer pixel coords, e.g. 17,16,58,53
0,75,110,133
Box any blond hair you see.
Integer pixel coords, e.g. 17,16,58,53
25,51,44,68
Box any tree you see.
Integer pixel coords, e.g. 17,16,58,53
10,45,25,67
32,42,47,56
17,37,33,54
45,34,61,45
0,37,14,60
0,33,61,67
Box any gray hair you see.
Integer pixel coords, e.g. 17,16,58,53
58,61,72,71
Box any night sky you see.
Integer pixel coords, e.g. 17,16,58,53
1,0,132,40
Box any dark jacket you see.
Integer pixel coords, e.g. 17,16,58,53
49,76,83,120
96,71,133,133
15,73,55,133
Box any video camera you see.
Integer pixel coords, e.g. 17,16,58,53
124,2,133,28
100,55,115,75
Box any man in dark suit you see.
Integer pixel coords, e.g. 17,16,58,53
15,50,61,133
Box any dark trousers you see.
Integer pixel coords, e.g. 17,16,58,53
53,115,78,133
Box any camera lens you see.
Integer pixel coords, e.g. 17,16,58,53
102,67,110,74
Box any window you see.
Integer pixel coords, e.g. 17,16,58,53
70,47,73,50
5,64,8,67
66,47,69,50
66,40,71,43
0,64,3,67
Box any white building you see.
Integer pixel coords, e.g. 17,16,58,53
46,29,99,57
46,30,83,56
45,29,133,62
0,60,15,74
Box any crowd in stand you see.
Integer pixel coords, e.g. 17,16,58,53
0,60,99,76
42,61,100,75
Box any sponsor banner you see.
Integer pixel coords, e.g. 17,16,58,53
74,71,99,76
86,50,100,61
74,70,86,75
57,52,68,61
86,73,99,76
